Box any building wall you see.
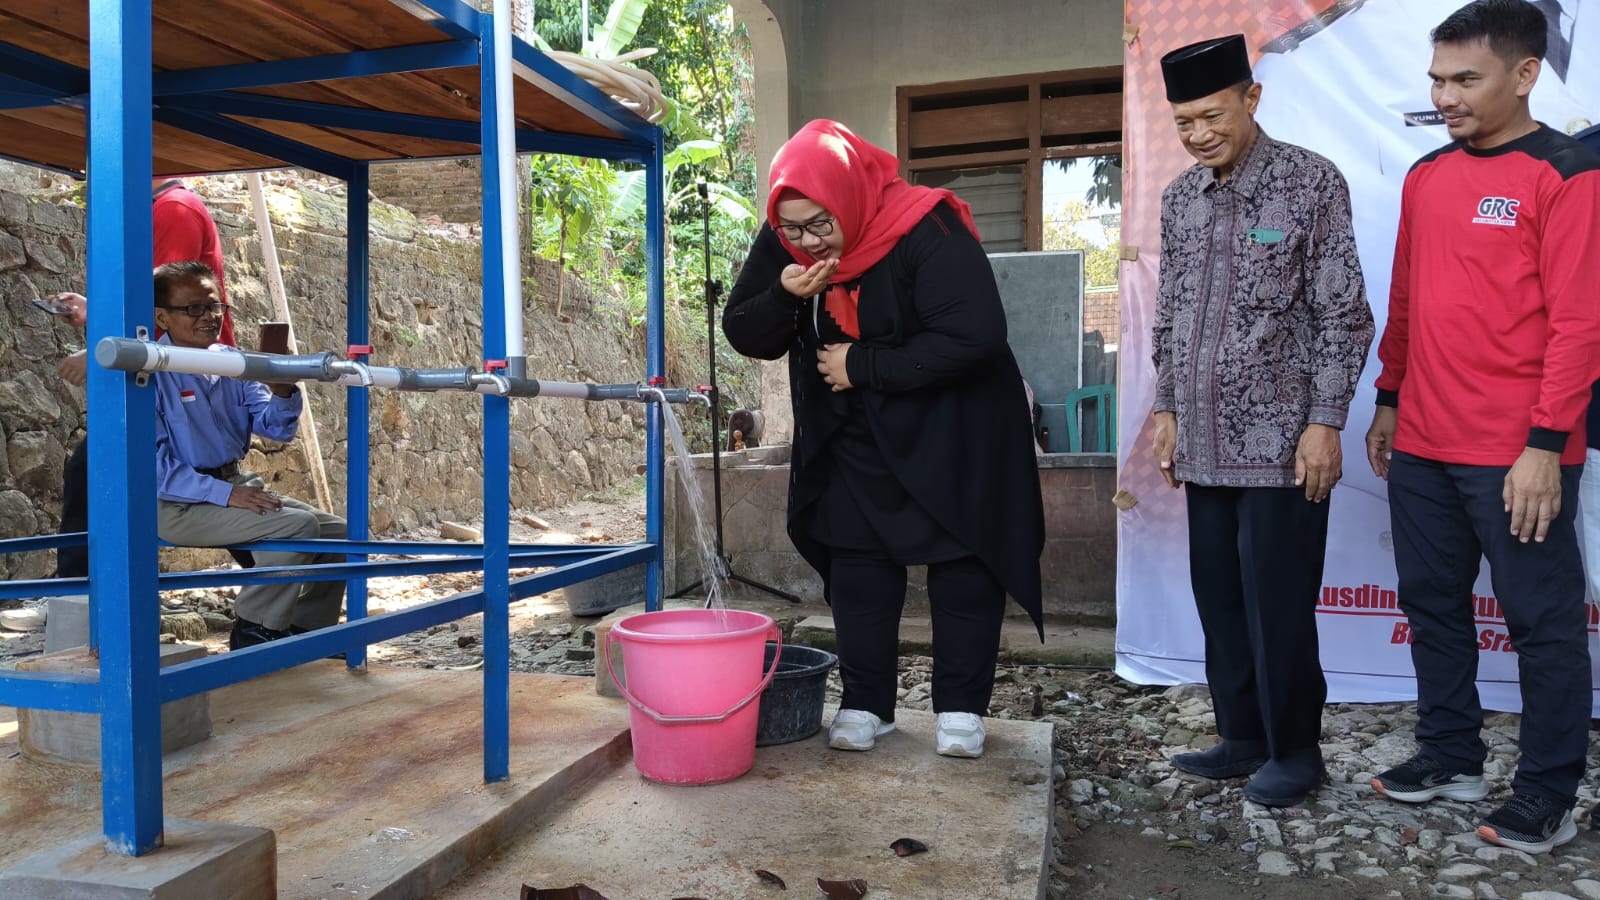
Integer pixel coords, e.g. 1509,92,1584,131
752,0,1125,150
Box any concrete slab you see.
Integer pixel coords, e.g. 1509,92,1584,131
0,817,274,900
0,663,631,900
433,707,1055,900
793,615,1117,667
16,643,212,765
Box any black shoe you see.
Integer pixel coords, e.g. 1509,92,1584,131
1242,752,1328,807
1171,739,1268,779
1477,793,1578,854
228,618,291,650
1371,752,1488,803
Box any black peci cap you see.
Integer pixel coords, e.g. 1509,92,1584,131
1161,34,1252,103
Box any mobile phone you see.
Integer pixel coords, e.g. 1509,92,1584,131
259,322,291,355
30,296,74,316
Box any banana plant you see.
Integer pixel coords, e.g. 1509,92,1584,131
610,138,756,225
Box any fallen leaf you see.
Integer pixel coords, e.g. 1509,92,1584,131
519,885,609,900
816,878,867,900
889,838,928,857
1165,839,1201,850
754,869,787,889
1400,826,1419,846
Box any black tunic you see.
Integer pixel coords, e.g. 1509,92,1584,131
723,206,1046,634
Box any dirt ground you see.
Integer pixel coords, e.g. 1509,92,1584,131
4,489,1587,899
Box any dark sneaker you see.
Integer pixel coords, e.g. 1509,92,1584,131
1243,752,1328,807
1171,739,1268,779
1372,753,1488,803
228,618,291,651
1477,793,1578,855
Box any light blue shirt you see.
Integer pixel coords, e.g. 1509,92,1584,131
153,335,302,506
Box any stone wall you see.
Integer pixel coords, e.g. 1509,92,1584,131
0,177,653,579
664,450,1117,623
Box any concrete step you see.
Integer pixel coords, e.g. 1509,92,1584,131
793,615,1116,667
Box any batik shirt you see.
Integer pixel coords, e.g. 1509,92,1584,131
1152,132,1374,488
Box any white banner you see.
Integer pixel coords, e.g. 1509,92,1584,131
1116,0,1600,713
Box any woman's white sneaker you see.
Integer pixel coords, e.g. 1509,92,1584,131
828,709,894,751
936,712,986,758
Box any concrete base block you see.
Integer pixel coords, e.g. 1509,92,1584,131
44,595,90,654
16,644,212,766
0,817,274,900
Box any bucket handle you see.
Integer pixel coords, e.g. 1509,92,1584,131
606,625,783,725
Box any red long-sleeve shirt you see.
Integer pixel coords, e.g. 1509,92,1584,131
1375,126,1600,466
153,179,235,347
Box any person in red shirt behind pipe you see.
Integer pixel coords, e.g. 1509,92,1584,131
1364,0,1600,856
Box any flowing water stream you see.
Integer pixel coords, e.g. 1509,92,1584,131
658,401,729,620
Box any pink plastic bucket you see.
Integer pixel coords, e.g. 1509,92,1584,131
607,608,781,785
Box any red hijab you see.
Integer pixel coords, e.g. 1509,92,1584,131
767,120,979,337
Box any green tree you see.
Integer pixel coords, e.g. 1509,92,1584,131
1043,200,1120,290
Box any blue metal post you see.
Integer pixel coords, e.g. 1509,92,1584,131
346,164,371,669
478,6,512,783
644,131,666,612
88,0,164,855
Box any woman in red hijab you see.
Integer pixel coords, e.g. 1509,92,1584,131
724,120,1044,759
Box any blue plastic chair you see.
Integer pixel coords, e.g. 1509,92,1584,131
1065,384,1116,453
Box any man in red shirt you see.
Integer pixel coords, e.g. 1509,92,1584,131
1364,0,1600,855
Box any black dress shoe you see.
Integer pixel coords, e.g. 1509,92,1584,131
1243,752,1328,807
228,618,291,650
1172,739,1269,779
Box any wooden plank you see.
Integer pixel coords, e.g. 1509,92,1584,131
1042,141,1124,161
907,101,1028,151
1041,93,1123,139
0,112,88,172
231,118,480,160
230,0,450,49
0,105,282,173
0,10,90,69
904,148,1030,172
227,118,398,161
901,66,1123,100
1025,82,1042,252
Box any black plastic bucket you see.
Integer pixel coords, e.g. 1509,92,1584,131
755,642,837,746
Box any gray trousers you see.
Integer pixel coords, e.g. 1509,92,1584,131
157,472,347,631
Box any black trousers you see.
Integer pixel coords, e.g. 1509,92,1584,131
1388,451,1589,802
1186,485,1331,758
56,438,89,578
828,551,1007,722
57,438,254,578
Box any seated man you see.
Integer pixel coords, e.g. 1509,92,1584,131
151,261,346,649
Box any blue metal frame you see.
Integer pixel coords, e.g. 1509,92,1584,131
479,8,512,781
0,0,667,857
85,0,164,856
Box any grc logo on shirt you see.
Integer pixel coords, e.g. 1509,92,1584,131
1472,196,1520,227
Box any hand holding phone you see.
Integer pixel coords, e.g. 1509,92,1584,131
31,296,74,316
31,293,87,326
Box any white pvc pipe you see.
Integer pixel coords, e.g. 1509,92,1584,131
94,338,695,403
493,0,525,370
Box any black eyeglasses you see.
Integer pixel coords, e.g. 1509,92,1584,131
776,218,835,241
161,302,230,318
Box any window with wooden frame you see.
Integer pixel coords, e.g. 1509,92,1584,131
896,67,1123,255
